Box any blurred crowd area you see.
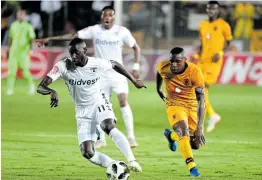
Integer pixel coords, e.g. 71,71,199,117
1,0,262,52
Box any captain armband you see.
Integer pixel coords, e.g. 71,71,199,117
195,87,205,95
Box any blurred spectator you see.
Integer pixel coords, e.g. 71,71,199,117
25,11,43,38
6,9,36,96
1,0,21,45
233,2,255,40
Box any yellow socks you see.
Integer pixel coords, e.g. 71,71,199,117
179,136,196,170
205,88,215,118
170,132,179,141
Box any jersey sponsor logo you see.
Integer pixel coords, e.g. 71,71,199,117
95,39,120,46
68,78,99,86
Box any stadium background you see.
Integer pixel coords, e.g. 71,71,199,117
1,1,262,180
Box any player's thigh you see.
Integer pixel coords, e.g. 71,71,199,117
7,54,18,75
96,97,116,126
76,107,98,146
112,79,129,96
166,106,188,127
18,51,31,70
188,110,198,136
200,63,222,86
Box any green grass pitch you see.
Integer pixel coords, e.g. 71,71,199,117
2,80,262,180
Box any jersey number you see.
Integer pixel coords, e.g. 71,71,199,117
98,105,112,112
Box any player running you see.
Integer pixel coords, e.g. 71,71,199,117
36,38,145,172
34,6,140,148
6,9,36,95
192,1,233,132
157,47,205,177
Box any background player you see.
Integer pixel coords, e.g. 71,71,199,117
157,47,205,177
6,9,36,95
36,38,145,172
193,1,233,132
34,6,140,148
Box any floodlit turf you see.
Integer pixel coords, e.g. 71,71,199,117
2,80,262,180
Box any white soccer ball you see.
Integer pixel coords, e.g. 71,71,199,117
106,161,130,180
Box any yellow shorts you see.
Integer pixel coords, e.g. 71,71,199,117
198,62,222,86
166,106,197,134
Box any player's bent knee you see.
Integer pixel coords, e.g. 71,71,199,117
117,93,127,107
173,120,190,138
80,141,95,159
100,118,116,135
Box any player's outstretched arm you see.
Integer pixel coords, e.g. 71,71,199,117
156,72,166,102
110,60,146,89
37,76,59,108
34,33,78,47
194,87,206,145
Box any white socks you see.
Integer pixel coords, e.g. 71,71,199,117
109,128,135,162
88,151,114,168
120,104,135,139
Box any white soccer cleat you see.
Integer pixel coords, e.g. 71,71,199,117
95,139,107,149
28,84,35,95
128,138,138,148
6,89,14,96
128,160,142,172
206,114,221,132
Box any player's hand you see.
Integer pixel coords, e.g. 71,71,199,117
132,70,140,80
134,79,147,89
212,53,220,62
34,38,50,48
50,91,59,108
157,90,166,102
194,127,206,146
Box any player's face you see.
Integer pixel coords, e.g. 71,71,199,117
170,52,186,74
69,43,87,66
206,4,219,18
17,10,26,21
101,9,115,29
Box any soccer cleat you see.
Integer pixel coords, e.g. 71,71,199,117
128,160,142,172
6,89,14,96
164,129,177,151
206,114,221,132
128,138,138,148
190,167,201,177
95,139,107,149
28,84,35,95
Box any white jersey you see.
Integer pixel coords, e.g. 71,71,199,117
77,24,136,65
47,57,113,106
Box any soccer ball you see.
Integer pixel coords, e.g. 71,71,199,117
106,161,130,180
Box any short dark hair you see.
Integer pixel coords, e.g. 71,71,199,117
208,1,220,6
69,38,84,46
170,47,184,55
101,6,115,13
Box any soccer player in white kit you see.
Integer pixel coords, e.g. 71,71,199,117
35,6,141,148
36,38,144,172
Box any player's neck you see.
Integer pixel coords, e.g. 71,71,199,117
209,16,219,22
102,24,113,30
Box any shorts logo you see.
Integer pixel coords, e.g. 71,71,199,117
184,79,190,86
91,67,97,73
172,114,176,119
